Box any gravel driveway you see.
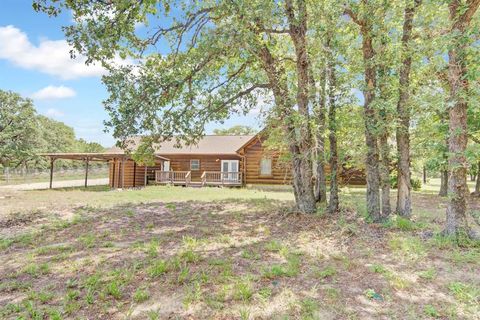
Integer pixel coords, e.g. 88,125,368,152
0,178,109,191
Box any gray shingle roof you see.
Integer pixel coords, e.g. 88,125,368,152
107,135,255,155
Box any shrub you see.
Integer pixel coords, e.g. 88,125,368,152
390,174,421,191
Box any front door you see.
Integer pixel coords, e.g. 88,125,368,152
163,161,170,171
221,160,239,182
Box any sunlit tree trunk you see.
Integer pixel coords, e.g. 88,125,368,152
396,0,421,217
474,162,480,195
345,7,382,222
312,69,327,203
439,169,449,197
443,0,479,237
327,58,339,214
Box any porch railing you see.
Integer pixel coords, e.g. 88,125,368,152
155,171,191,185
201,171,242,186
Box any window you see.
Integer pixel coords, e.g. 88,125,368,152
260,158,272,176
190,159,200,170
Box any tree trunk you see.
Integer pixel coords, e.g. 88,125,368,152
443,0,479,237
256,1,316,214
379,132,391,216
423,166,427,184
312,69,327,203
327,59,339,214
474,162,480,195
439,169,448,197
285,0,316,213
362,32,382,222
396,0,420,217
345,8,382,222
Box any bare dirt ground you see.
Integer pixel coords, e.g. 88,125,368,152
0,178,109,191
0,187,479,319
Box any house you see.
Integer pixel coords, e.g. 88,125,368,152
106,134,291,188
41,132,365,189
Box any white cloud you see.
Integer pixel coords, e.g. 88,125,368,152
32,85,76,100
45,108,64,118
0,25,132,80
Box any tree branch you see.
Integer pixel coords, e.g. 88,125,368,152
344,5,365,26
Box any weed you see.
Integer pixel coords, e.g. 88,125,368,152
299,298,319,319
388,235,427,261
177,266,191,284
241,249,259,260
105,280,122,299
179,249,200,264
183,281,202,306
424,305,440,318
0,238,14,250
79,233,96,248
239,308,251,320
233,278,253,301
145,308,161,319
147,238,160,258
324,287,340,300
418,268,437,280
317,266,337,279
182,235,200,250
148,260,168,278
22,262,50,277
450,249,480,265
165,203,177,211
27,289,54,303
258,287,272,300
448,282,479,304
265,240,283,252
369,264,387,274
133,287,150,303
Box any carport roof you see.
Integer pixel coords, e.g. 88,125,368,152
39,152,170,162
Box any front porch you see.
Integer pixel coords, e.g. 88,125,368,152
155,170,243,187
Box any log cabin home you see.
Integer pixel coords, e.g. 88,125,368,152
41,132,365,189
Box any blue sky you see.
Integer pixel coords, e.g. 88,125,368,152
0,0,261,147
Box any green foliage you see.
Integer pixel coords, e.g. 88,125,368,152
0,89,105,171
213,125,256,136
390,174,422,191
0,90,38,167
133,287,150,303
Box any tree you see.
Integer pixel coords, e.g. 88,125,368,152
344,1,384,222
213,125,256,136
443,0,479,238
395,0,422,217
34,0,320,213
0,90,38,168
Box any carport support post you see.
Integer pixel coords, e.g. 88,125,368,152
84,157,89,188
49,157,55,189
144,165,147,187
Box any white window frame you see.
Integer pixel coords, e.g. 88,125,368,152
163,161,170,171
190,159,200,171
260,158,272,176
221,160,240,181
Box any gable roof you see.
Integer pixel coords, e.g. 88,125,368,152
107,135,256,155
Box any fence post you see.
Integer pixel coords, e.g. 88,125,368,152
5,167,9,184
49,158,55,189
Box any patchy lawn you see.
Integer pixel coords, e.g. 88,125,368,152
0,186,479,319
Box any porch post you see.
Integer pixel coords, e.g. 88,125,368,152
133,162,137,188
111,158,116,188
144,165,147,187
84,157,89,188
121,158,125,188
49,157,55,189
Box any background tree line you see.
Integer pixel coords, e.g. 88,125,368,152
34,0,479,240
0,89,105,171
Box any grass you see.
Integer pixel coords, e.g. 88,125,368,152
1,184,479,319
